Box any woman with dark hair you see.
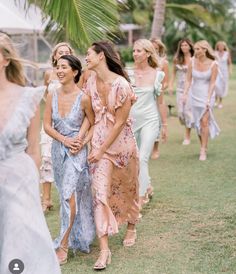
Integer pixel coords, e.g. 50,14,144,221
183,40,220,161
40,42,74,213
44,55,95,265
84,41,139,270
169,38,195,145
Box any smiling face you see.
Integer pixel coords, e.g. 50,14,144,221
181,41,191,54
56,58,76,84
86,47,102,70
133,43,149,64
194,45,206,58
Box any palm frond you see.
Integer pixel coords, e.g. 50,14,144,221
26,0,120,50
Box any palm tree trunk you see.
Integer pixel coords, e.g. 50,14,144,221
150,0,166,39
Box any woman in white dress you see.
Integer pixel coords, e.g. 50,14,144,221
214,41,232,108
183,40,220,161
0,33,61,274
169,38,195,145
41,42,74,212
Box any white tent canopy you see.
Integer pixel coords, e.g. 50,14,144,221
0,0,44,34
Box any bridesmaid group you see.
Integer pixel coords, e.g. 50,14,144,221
0,30,231,273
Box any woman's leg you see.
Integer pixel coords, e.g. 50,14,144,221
199,110,210,160
42,182,53,212
138,123,159,206
56,194,76,263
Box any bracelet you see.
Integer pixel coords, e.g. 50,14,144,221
62,136,67,145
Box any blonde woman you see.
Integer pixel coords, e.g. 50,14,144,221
128,39,167,207
214,41,232,108
40,42,74,212
0,33,60,274
183,40,220,161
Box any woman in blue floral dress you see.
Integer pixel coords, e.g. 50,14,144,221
44,55,95,265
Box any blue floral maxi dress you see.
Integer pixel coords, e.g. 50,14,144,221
51,91,95,253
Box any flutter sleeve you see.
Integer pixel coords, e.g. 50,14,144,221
154,70,165,98
114,78,137,110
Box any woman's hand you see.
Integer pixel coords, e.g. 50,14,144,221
68,136,84,155
63,137,80,150
88,149,104,163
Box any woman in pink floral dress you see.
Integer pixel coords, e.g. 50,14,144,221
84,41,139,270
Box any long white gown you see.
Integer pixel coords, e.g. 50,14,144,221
0,86,61,274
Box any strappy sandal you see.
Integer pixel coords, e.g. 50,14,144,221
123,229,137,247
93,250,111,270
56,246,68,265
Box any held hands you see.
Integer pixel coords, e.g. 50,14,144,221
62,136,83,155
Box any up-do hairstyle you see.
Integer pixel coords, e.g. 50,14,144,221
174,38,194,65
0,33,26,86
195,40,216,61
58,55,82,83
92,41,130,82
51,42,74,67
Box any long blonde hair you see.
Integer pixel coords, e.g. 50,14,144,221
51,42,74,67
0,33,26,86
134,39,159,68
215,41,229,52
195,40,215,60
150,38,167,58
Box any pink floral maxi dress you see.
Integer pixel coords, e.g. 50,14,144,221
85,74,139,238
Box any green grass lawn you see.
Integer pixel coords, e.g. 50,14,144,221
45,66,236,274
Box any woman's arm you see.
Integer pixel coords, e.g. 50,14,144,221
228,52,233,76
182,62,193,104
26,107,41,168
207,63,218,105
168,60,177,95
157,93,168,142
162,60,169,92
88,91,131,163
43,93,79,150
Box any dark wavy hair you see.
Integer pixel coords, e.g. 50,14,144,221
92,41,130,82
58,55,82,83
174,38,194,65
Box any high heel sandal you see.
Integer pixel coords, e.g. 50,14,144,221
146,185,154,199
123,229,137,247
93,250,111,270
42,200,53,213
56,246,68,265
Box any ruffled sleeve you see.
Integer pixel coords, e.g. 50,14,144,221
0,86,46,160
154,70,165,98
114,78,137,110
